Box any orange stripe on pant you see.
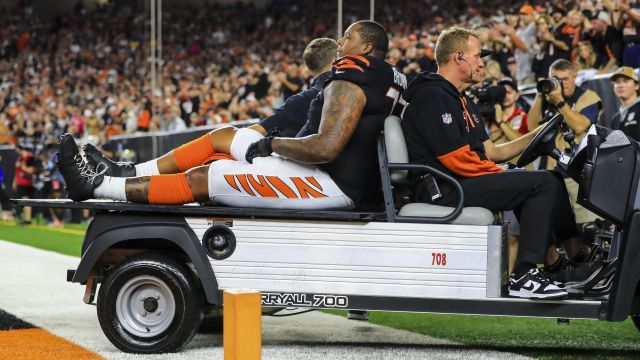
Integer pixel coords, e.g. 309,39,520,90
247,175,278,197
291,177,328,198
305,176,323,191
173,134,215,172
147,173,195,204
225,174,240,191
265,176,298,198
235,174,256,196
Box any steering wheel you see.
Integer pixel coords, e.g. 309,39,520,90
516,114,564,168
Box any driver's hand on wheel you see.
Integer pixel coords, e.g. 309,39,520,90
545,80,564,106
245,136,274,163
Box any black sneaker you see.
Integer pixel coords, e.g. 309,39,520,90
83,143,136,177
57,134,105,202
548,260,606,292
509,268,568,299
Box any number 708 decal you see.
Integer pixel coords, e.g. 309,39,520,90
431,252,447,266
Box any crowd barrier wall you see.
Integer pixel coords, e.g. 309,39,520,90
106,119,259,163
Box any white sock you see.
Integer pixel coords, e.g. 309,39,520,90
94,176,127,201
134,160,160,176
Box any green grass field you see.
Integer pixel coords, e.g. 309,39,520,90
326,310,640,360
1,222,639,359
0,221,85,256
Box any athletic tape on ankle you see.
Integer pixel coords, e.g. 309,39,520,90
148,173,195,204
94,176,127,201
134,160,160,176
173,134,215,172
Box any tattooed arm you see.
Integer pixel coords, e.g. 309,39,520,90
271,80,366,164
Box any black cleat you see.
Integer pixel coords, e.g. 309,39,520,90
548,260,606,293
57,134,105,202
83,143,136,177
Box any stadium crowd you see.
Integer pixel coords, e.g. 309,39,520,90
0,0,638,225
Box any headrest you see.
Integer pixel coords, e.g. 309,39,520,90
384,115,408,183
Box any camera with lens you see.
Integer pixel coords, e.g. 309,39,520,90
536,77,564,95
470,83,506,122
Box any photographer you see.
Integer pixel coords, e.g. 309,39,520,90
527,59,603,260
527,59,603,153
489,78,530,145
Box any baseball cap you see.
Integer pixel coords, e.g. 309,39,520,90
519,5,534,15
610,66,639,82
498,77,518,90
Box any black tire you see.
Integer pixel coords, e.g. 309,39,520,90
198,308,223,333
97,252,202,353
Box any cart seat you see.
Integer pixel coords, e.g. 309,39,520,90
382,115,494,225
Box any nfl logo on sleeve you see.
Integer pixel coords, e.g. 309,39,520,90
442,113,453,124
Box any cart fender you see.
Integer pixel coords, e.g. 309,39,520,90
72,213,221,304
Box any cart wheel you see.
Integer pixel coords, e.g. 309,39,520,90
97,253,202,353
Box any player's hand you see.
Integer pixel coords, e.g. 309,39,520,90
245,136,274,163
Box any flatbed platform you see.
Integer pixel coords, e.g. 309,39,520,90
12,199,384,222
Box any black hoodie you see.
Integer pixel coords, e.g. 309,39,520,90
401,72,503,184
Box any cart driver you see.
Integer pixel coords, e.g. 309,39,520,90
401,26,603,300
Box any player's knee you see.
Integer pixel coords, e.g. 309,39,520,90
248,123,268,136
209,126,236,139
185,165,211,202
